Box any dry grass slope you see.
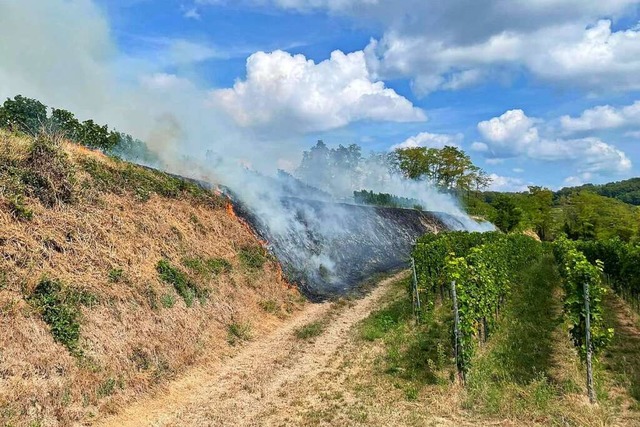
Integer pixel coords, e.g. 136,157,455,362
0,129,304,426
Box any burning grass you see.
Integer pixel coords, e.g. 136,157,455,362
0,129,305,426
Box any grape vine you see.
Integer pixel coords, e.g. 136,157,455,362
575,238,640,313
553,236,614,358
413,232,543,374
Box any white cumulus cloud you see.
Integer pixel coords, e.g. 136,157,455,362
477,109,540,157
560,100,640,133
487,174,530,192
210,49,426,134
389,132,462,150
192,2,640,97
366,19,640,94
206,1,640,94
531,20,640,90
476,109,632,176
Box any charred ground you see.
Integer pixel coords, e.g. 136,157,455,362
232,196,455,300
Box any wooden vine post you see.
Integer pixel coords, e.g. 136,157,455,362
584,281,596,404
411,257,421,325
451,280,465,384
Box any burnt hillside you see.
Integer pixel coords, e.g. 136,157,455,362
233,197,456,300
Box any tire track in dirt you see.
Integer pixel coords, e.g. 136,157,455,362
94,271,409,427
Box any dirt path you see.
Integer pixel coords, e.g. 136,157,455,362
602,292,640,415
94,271,409,427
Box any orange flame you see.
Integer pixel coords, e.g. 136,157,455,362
226,201,270,248
226,202,236,219
274,261,284,282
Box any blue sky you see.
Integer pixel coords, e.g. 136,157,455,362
1,0,640,191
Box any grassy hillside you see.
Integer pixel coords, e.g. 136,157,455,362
0,129,304,426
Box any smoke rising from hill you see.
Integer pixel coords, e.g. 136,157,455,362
0,0,492,296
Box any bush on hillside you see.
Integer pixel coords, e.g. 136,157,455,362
0,94,159,159
7,195,33,220
0,95,47,135
50,108,82,140
156,259,209,306
238,245,267,270
24,134,75,206
30,278,82,354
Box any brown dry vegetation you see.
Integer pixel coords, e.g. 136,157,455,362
0,129,304,426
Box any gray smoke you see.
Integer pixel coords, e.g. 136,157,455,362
160,147,492,298
0,0,493,298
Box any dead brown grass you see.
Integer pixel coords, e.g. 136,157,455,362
0,130,304,426
94,272,410,427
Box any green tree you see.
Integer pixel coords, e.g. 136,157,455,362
50,108,82,141
528,186,554,240
561,191,638,241
296,140,363,194
436,146,473,190
0,95,48,134
297,140,332,184
107,132,160,164
79,120,118,150
393,147,433,180
393,145,490,194
556,177,640,206
491,195,522,232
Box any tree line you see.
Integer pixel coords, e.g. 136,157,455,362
0,94,158,164
295,140,492,203
555,178,640,206
469,186,640,242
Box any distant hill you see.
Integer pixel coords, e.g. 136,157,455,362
555,177,640,206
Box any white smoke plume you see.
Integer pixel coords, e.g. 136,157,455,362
0,0,491,297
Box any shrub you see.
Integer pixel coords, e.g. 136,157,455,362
156,259,195,307
205,258,232,274
160,293,175,308
227,322,252,345
65,287,99,308
96,377,117,398
182,256,232,277
259,299,279,314
182,257,208,276
8,195,33,220
156,260,209,306
0,95,47,135
50,108,82,141
30,278,82,354
238,245,267,270
106,132,161,165
130,347,151,371
24,134,75,206
108,268,124,283
78,119,118,151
